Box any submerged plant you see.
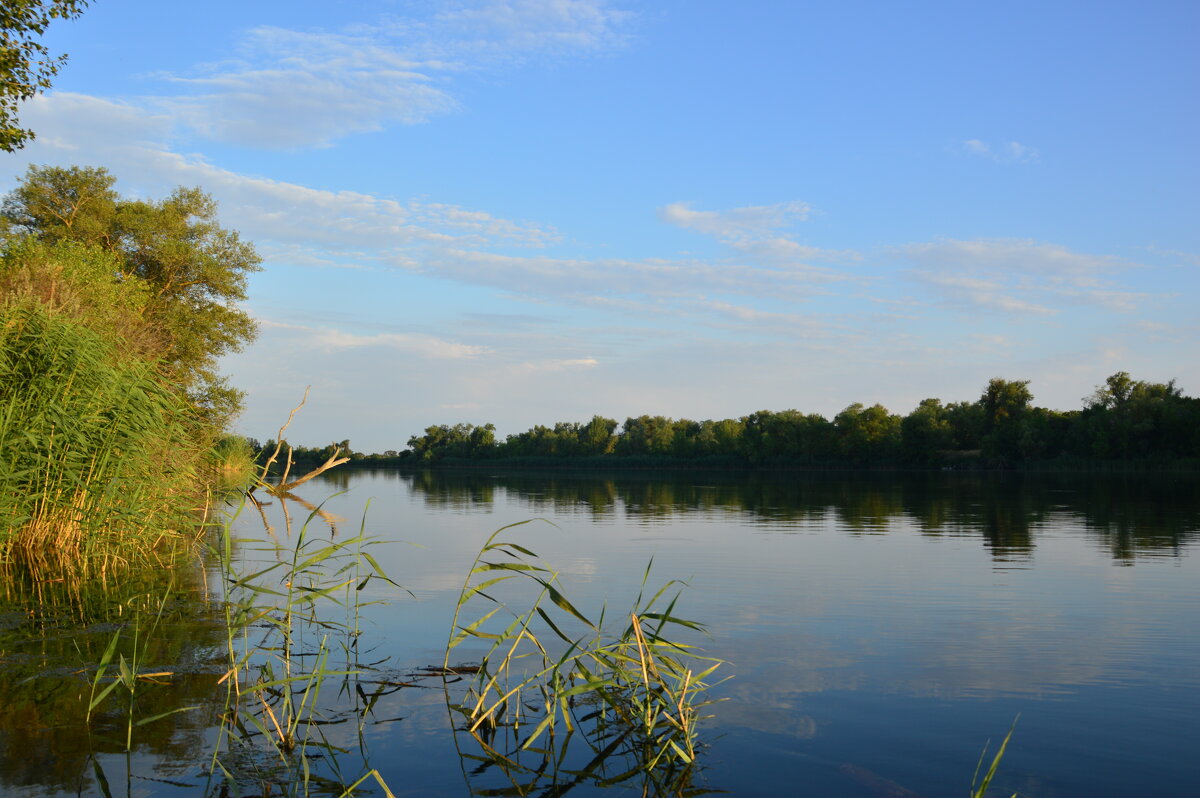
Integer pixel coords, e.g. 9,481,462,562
444,521,725,792
84,587,200,751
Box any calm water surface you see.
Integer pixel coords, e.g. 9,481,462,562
2,469,1198,796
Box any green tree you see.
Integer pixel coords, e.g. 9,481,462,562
833,403,902,463
943,400,985,451
2,165,261,425
1,1,89,151
901,398,954,466
616,416,675,456
580,415,618,455
980,378,1033,464
1081,372,1199,459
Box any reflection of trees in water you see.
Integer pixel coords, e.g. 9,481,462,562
1069,476,1200,562
0,566,226,795
409,469,497,510
400,469,1200,563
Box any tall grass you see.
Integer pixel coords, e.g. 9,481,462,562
444,521,725,789
205,499,401,796
971,718,1019,798
207,433,258,490
0,302,203,576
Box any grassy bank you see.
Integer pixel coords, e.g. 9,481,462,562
0,301,206,575
0,168,260,576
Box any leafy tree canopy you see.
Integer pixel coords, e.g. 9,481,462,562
0,1,88,151
2,164,262,426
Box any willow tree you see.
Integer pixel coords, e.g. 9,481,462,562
2,164,261,427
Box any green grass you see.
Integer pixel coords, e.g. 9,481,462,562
0,301,204,577
971,717,1019,798
445,521,726,788
205,498,401,796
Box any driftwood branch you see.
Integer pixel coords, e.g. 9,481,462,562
274,449,351,495
257,386,310,487
253,386,351,503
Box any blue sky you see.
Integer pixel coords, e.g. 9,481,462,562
7,0,1197,450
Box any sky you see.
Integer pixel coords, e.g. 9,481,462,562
6,0,1198,451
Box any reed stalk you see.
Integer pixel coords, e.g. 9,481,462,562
444,522,726,783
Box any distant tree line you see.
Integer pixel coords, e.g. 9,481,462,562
255,373,1200,472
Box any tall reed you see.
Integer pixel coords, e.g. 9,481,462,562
206,499,400,796
445,521,725,784
0,302,202,575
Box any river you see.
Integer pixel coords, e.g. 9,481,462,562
2,468,1197,797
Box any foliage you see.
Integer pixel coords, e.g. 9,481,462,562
0,301,202,573
0,1,88,151
970,718,1019,798
2,164,262,426
407,422,495,462
0,166,262,570
207,500,401,796
370,372,1200,470
981,378,1034,465
445,523,725,780
207,433,258,489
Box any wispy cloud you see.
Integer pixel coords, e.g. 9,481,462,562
145,1,633,148
659,201,811,240
12,93,851,337
422,248,843,305
515,357,599,373
258,319,489,359
962,138,1039,163
17,93,559,251
903,238,1146,314
429,0,633,57
658,201,859,281
915,272,1057,315
904,238,1128,277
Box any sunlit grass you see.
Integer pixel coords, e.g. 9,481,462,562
445,520,726,783
0,302,203,577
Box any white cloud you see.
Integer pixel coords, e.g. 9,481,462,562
10,93,851,337
1006,141,1038,162
961,138,1039,163
903,238,1146,315
11,93,558,254
904,238,1127,277
431,0,633,56
690,300,836,338
131,2,634,149
157,27,458,148
313,329,491,359
658,201,856,280
421,248,841,305
963,139,991,157
257,319,489,359
916,272,1057,315
659,201,810,240
515,357,599,373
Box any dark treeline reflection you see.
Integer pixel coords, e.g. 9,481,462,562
0,566,226,796
389,469,1200,564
